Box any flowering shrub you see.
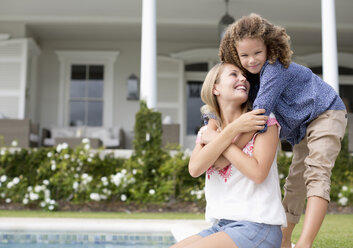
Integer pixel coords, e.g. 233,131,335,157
0,102,202,210
0,103,351,210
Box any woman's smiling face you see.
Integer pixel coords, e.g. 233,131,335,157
213,63,250,103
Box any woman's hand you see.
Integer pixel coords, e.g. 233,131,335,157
230,109,268,133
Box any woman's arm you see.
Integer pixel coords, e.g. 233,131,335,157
221,124,279,184
188,109,267,178
202,129,255,170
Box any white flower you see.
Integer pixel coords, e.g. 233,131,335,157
120,194,127,201
152,169,156,174
22,198,29,205
191,189,205,200
279,174,285,179
74,174,79,178
110,172,124,187
0,193,5,198
64,154,70,159
121,169,127,175
87,157,92,162
51,164,56,171
342,186,348,191
27,186,33,192
56,144,63,153
0,149,5,156
0,175,7,182
29,192,39,201
146,133,150,141
50,199,56,205
102,188,111,195
47,152,53,158
138,158,143,165
44,190,50,200
62,143,68,149
100,194,107,200
43,180,49,186
34,185,43,192
48,205,55,211
12,177,20,185
90,193,100,201
338,192,343,198
84,144,90,150
7,182,14,189
82,138,90,144
5,198,11,203
132,169,137,175
11,140,18,147
73,181,79,191
40,201,46,207
149,189,156,195
101,177,108,186
338,197,348,206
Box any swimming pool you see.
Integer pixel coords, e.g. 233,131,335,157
0,231,175,247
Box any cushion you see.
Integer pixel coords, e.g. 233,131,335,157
85,127,112,142
51,127,76,138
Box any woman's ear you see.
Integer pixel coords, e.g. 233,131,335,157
213,85,220,96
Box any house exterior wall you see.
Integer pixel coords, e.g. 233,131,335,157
35,39,216,148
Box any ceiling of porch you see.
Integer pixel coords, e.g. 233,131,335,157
0,0,352,49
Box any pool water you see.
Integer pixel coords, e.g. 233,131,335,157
0,232,175,248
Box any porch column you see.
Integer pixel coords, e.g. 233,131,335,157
321,0,339,93
140,0,157,109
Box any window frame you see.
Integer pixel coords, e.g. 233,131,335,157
55,50,119,127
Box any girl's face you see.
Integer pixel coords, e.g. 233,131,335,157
236,38,267,74
213,64,250,103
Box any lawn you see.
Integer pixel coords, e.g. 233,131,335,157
0,211,352,247
292,214,353,248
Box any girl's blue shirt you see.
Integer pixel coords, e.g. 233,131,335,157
253,60,346,146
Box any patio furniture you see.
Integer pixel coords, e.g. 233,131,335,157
54,137,102,149
0,119,39,148
42,126,124,149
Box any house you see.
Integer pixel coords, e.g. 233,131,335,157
0,0,352,150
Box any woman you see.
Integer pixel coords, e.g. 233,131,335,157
170,62,286,248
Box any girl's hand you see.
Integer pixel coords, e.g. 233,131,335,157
231,109,268,133
200,126,219,145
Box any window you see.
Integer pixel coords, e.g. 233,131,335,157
69,65,104,126
186,80,204,135
55,50,119,127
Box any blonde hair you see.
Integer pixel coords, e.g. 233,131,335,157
200,63,250,127
219,13,293,70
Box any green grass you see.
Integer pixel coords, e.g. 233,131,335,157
292,214,353,248
0,211,352,247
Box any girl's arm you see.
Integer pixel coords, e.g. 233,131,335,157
221,124,279,184
189,109,267,178
253,61,290,117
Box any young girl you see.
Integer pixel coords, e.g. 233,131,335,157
211,13,347,248
170,62,286,248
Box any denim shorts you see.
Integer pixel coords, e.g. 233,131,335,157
198,219,282,248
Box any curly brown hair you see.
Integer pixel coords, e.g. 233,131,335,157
219,13,293,70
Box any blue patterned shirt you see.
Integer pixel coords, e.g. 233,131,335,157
252,60,346,145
